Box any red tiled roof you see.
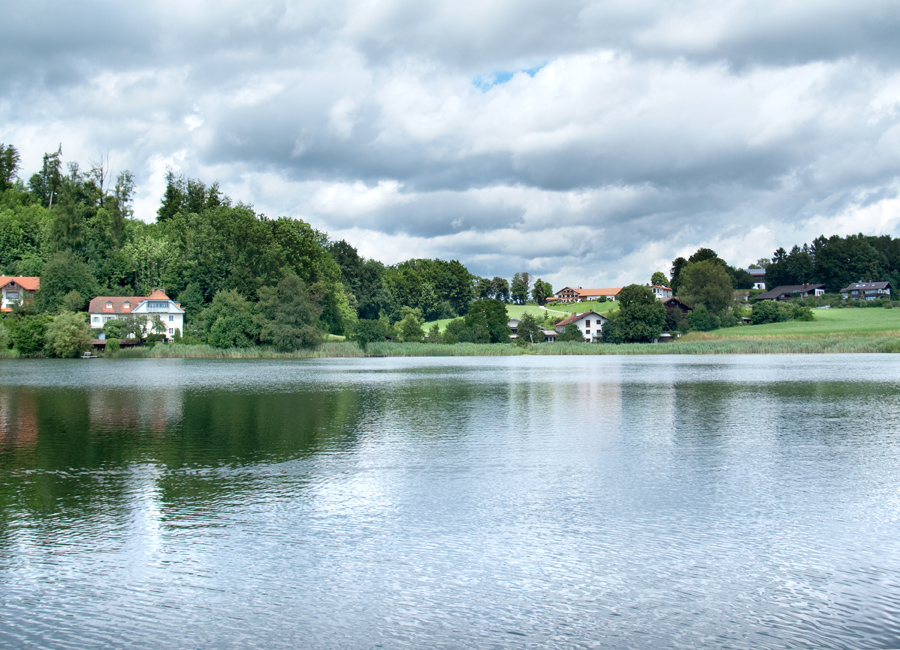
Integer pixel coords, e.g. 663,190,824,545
148,289,170,300
88,296,150,314
0,276,40,291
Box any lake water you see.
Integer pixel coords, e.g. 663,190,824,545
1,355,899,649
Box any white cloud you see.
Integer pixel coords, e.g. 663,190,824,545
2,0,900,284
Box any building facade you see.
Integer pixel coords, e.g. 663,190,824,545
88,290,185,341
555,311,609,342
0,277,39,312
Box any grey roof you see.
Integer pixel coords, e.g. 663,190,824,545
840,282,891,292
754,284,825,300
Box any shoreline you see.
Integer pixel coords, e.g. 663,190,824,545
5,336,898,359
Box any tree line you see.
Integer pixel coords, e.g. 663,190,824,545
0,144,551,354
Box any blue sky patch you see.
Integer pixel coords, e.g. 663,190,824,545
473,64,545,91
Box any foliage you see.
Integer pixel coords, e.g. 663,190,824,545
677,259,734,313
615,285,666,343
0,322,9,349
197,290,258,348
9,314,52,354
104,337,120,354
255,273,323,351
352,319,388,351
465,299,510,343
37,252,99,313
425,323,443,343
559,322,584,342
531,279,553,306
651,271,668,287
397,310,425,342
515,312,545,346
511,272,530,305
686,305,720,331
45,311,91,358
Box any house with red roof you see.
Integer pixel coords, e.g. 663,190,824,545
88,289,185,341
1,277,39,311
555,311,609,342
554,287,621,303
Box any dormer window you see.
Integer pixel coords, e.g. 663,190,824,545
123,302,131,310
106,301,113,309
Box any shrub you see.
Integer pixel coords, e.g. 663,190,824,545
45,311,92,358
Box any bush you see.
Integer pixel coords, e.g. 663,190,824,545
0,323,9,349
45,311,92,358
104,338,120,355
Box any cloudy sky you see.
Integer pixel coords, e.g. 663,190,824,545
3,0,900,286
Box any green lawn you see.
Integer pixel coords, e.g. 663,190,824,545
424,301,620,332
689,307,900,339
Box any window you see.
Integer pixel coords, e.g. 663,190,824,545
106,302,113,309
92,316,100,323
169,315,174,321
584,320,591,327
123,302,130,309
585,329,590,334
168,328,174,334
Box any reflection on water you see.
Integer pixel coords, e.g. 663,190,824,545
1,356,900,649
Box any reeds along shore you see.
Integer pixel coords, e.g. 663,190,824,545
75,336,900,359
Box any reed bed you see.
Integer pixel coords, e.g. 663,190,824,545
87,335,900,360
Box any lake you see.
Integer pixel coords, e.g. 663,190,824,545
1,355,899,649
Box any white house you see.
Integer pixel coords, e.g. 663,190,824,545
555,311,609,342
1,276,39,312
650,285,673,300
88,290,185,341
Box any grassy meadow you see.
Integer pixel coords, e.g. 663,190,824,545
682,307,900,340
425,300,619,332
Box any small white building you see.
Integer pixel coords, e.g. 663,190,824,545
650,285,673,300
88,290,185,341
555,311,609,342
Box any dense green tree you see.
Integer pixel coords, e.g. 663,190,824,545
0,322,10,349
352,319,388,350
198,290,258,348
491,277,510,302
475,277,493,300
532,279,553,306
442,318,475,344
0,144,21,190
516,312,544,346
558,322,584,342
45,311,91,358
511,272,530,305
397,311,425,342
465,299,509,343
28,146,63,209
425,323,443,343
615,284,666,343
651,271,668,286
685,305,719,331
677,259,734,313
37,252,99,313
255,273,323,351
10,314,53,354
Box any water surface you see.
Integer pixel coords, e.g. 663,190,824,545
1,355,899,649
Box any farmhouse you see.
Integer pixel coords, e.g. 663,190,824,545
840,282,891,301
555,311,608,342
0,276,39,311
753,284,825,301
554,287,621,303
88,290,185,341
